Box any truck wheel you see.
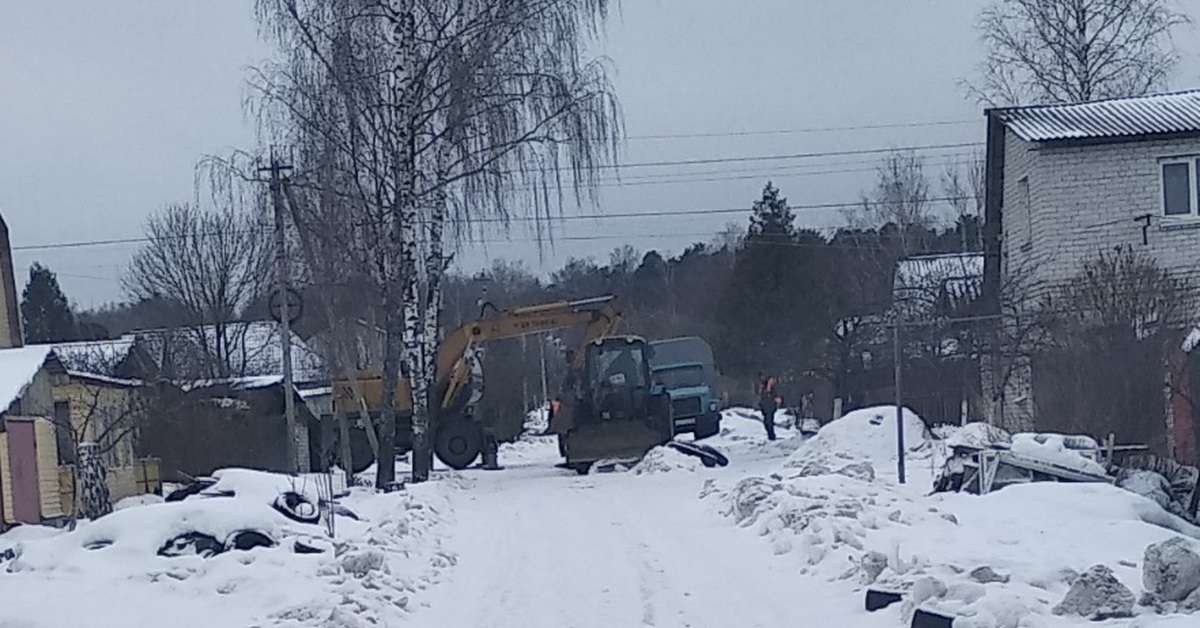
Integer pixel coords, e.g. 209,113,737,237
435,420,483,470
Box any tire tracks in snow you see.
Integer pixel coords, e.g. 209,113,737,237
418,450,864,628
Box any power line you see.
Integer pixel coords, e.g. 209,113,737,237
12,195,981,252
600,149,979,184
623,119,982,141
596,141,984,170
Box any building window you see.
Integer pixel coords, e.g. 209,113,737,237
1161,158,1200,217
1018,176,1032,251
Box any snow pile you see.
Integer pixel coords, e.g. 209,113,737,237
944,422,1012,451
1009,432,1107,476
269,484,458,627
784,405,931,476
202,467,349,503
114,493,165,511
700,407,807,459
633,446,700,475
0,469,457,628
720,406,797,433
1120,470,1178,512
712,401,1200,627
722,473,880,564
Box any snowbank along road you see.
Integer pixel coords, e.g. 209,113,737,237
7,407,1200,627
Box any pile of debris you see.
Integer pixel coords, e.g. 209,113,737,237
933,423,1200,527
934,425,1110,496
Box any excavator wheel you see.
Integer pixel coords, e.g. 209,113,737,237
434,420,483,470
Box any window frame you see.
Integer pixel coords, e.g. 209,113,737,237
1160,157,1200,218
1017,176,1032,252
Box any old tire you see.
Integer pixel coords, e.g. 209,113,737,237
226,529,276,552
158,531,224,558
435,420,483,470
272,491,320,524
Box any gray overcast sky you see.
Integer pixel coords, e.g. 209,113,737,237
3,1,1199,308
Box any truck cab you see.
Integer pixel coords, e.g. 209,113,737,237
648,337,721,440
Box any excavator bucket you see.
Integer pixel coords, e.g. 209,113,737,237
562,420,667,472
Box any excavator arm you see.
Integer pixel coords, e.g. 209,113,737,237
437,295,622,409
332,295,622,415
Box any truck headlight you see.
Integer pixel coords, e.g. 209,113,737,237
708,401,718,412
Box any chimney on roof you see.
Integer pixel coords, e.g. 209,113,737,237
0,214,23,348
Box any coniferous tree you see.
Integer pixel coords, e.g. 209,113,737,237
716,183,809,381
21,262,77,343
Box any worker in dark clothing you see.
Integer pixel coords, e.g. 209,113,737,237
759,376,779,441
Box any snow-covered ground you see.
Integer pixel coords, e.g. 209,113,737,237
0,469,459,628
4,406,1199,627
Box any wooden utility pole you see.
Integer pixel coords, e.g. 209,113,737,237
539,333,549,406
893,322,906,485
262,154,299,472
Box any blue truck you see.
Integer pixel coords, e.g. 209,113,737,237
648,337,721,440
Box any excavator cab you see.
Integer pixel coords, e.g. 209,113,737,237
558,335,673,472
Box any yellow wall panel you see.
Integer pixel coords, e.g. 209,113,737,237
0,432,13,524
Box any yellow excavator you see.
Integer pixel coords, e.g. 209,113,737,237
331,295,622,469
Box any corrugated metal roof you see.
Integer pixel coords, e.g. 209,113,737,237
131,321,325,382
995,90,1200,143
893,253,983,317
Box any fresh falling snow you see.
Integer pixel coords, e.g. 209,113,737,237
3,406,1200,627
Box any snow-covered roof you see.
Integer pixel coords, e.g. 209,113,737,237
47,337,136,375
994,90,1200,143
299,385,332,399
130,321,325,383
0,345,54,414
893,253,983,314
65,371,141,388
178,375,285,393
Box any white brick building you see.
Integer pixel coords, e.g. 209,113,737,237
982,90,1200,438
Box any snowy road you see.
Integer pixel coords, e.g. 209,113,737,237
417,430,865,628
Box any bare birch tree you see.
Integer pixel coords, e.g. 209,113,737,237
855,151,938,250
969,0,1191,105
252,0,621,485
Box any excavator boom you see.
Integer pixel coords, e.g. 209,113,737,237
332,294,621,417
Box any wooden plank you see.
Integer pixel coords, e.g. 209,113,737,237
0,432,13,524
106,466,137,502
33,418,63,518
58,466,75,518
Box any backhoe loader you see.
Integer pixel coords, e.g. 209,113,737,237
548,334,675,473
331,295,622,469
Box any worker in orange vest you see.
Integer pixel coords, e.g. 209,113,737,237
546,398,563,435
759,375,780,441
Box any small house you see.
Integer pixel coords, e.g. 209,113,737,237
0,344,162,529
983,90,1200,458
137,376,320,479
